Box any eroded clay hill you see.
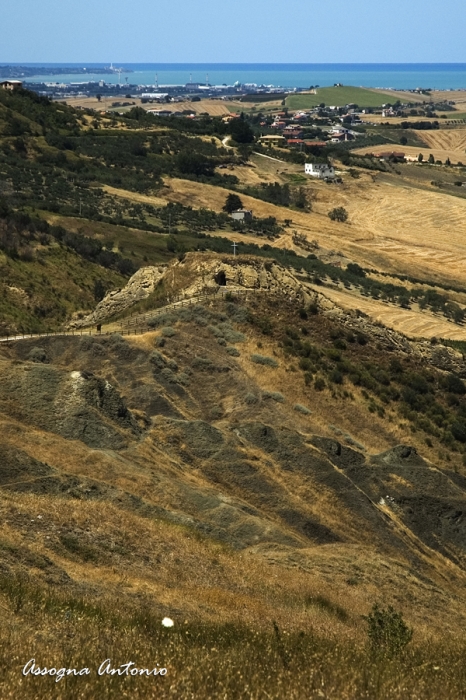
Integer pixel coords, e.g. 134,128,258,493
3,289,466,633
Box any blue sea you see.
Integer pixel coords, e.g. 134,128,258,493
10,63,466,90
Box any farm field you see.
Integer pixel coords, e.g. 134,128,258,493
285,86,402,110
313,284,466,341
103,164,466,296
353,142,465,164
417,128,466,154
63,95,231,116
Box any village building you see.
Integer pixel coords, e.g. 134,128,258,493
258,134,286,148
304,163,335,179
230,209,253,222
0,80,23,90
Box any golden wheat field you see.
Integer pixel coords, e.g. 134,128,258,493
353,142,465,164
417,128,466,153
104,169,466,286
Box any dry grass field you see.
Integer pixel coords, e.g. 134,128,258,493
313,284,466,340
63,95,231,116
353,142,465,164
417,128,466,154
104,166,466,291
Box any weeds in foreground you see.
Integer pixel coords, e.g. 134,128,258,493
0,574,465,699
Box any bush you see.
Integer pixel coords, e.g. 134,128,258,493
364,604,413,657
329,369,344,385
262,391,285,402
226,346,240,356
328,207,348,223
161,326,176,337
251,354,278,367
294,404,311,415
27,347,48,363
244,392,258,405
314,377,326,391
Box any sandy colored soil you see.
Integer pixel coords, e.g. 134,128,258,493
313,284,466,340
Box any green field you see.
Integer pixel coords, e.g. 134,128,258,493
286,86,398,110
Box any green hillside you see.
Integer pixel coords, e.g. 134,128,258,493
286,86,398,110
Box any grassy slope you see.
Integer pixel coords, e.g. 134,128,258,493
286,86,399,110
2,293,466,697
0,245,125,333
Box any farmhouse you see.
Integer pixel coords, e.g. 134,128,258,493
0,80,22,90
259,134,286,148
230,209,253,222
305,163,335,179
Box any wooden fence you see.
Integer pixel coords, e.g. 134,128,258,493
0,287,259,344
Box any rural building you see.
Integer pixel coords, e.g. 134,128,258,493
304,163,335,179
0,80,22,90
146,109,172,117
230,209,253,222
259,134,286,148
372,151,405,161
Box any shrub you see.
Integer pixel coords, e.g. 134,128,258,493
328,207,348,222
226,346,240,357
294,404,311,415
161,326,176,337
192,357,214,371
443,373,466,395
262,391,285,402
244,392,258,405
149,350,166,369
314,377,326,391
364,604,413,657
329,369,344,385
147,312,176,328
27,347,48,363
251,354,278,367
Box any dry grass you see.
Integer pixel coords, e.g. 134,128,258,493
311,284,466,340
417,128,466,154
102,167,466,296
354,142,466,164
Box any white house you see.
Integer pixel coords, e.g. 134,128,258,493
304,163,335,179
231,209,253,222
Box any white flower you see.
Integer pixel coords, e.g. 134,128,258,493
162,617,174,628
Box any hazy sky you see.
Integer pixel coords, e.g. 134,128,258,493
2,0,465,63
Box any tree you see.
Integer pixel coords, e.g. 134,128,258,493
328,207,348,222
400,136,408,145
428,153,435,164
229,117,254,144
446,157,451,166
222,193,244,213
418,153,424,162
293,187,308,209
96,94,102,102
93,279,106,302
176,151,214,177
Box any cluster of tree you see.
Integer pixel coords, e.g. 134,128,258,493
0,200,136,275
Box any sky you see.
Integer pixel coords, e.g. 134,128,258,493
1,0,465,63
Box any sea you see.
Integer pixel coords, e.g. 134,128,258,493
12,63,466,90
